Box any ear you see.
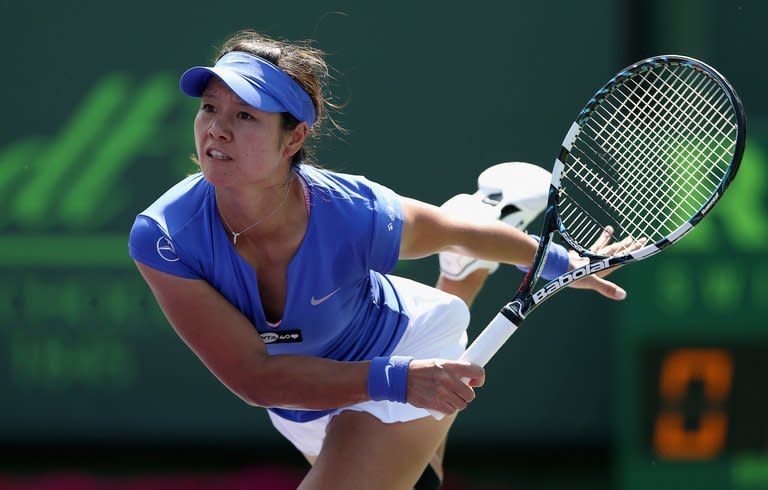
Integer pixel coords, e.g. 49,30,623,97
283,122,310,158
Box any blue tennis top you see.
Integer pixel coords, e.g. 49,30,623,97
128,164,409,422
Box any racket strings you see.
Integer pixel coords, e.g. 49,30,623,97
570,116,683,243
615,71,719,187
619,67,735,192
559,192,624,247
581,71,724,232
659,65,739,146
597,68,728,209
559,62,738,251
569,115,680,244
618,69,734,213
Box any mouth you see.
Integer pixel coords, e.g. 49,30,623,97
206,148,232,161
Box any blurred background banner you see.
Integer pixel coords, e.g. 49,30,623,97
617,1,768,490
0,1,764,489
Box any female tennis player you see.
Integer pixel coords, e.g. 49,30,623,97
128,30,630,490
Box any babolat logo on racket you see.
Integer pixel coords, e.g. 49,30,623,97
532,258,611,304
259,330,303,344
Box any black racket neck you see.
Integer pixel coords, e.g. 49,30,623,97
506,208,559,324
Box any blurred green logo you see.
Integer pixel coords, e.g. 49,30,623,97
0,73,178,232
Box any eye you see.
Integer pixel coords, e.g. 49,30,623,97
201,103,215,113
237,111,254,120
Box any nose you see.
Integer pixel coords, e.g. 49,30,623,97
208,119,231,141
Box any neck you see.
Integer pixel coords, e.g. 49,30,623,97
215,169,298,243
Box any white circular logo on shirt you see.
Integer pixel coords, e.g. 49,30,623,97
156,236,180,262
260,332,279,344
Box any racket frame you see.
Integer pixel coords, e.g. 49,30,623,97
429,54,746,419
499,54,746,332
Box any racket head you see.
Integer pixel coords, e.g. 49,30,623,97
550,55,746,261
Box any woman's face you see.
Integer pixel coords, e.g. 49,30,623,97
194,77,289,188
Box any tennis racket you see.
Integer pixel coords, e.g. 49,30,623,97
431,54,746,417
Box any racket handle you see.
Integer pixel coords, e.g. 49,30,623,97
428,312,519,419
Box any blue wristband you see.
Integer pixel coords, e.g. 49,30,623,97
516,235,571,280
367,356,413,403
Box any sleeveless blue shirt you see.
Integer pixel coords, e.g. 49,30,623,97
128,165,408,422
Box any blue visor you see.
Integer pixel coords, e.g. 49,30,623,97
179,51,317,127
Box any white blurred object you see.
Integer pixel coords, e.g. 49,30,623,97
439,162,551,280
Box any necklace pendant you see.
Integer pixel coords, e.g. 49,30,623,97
218,173,294,247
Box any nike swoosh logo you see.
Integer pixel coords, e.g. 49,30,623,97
310,288,341,306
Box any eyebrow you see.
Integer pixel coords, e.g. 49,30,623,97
200,90,251,107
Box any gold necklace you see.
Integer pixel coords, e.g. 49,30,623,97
218,176,293,245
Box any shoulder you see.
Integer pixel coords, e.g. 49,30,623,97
137,173,212,237
298,165,403,264
128,173,214,278
298,164,399,207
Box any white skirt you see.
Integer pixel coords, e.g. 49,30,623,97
267,275,470,456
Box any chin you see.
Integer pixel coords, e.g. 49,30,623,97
199,162,237,187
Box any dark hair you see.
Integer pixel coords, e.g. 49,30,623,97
216,30,342,166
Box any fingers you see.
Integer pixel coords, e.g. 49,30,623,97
573,225,644,301
628,237,648,253
448,360,485,384
601,236,647,256
467,375,486,388
406,360,485,415
439,362,480,406
590,225,614,252
425,382,473,415
590,225,648,257
575,275,627,300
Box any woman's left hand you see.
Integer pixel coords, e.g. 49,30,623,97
568,226,646,300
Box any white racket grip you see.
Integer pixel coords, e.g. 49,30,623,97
428,312,519,419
